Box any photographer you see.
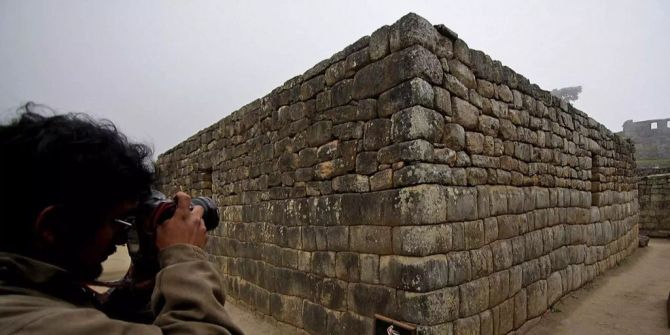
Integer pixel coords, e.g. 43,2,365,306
0,105,243,334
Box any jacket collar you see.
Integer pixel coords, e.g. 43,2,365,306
0,252,96,306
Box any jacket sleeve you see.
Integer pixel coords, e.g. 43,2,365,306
151,244,244,335
14,244,244,335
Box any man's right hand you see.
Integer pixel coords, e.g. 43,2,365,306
155,192,207,250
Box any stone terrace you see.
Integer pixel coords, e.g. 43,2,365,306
155,13,639,335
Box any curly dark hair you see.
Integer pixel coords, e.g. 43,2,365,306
0,103,155,254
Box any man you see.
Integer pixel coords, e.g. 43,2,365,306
0,105,243,334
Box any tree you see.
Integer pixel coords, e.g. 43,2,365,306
551,86,582,102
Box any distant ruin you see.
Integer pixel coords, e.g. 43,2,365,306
621,118,670,168
155,13,639,335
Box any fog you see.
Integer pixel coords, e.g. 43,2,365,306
1,0,668,156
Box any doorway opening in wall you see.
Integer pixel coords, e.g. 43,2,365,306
651,122,658,129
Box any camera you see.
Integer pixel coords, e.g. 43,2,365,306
125,190,220,274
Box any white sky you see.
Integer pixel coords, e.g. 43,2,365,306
1,0,668,156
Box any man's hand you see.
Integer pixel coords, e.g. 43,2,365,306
155,192,207,250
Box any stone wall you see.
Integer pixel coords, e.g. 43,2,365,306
155,13,639,335
638,173,670,237
621,118,670,162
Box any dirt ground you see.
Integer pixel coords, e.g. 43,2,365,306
102,240,670,335
526,238,670,335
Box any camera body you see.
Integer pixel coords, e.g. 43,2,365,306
126,191,219,273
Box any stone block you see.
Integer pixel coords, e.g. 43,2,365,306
491,239,513,272
444,74,469,102
526,280,548,318
356,152,378,175
464,220,486,250
363,118,393,151
489,269,510,307
270,293,304,328
377,139,434,164
350,225,392,254
452,96,480,130
370,169,393,191
497,215,519,240
448,251,472,286
300,74,325,101
434,86,452,116
454,315,480,335
370,25,390,61
392,106,445,143
389,12,438,52
460,277,490,317
353,45,442,99
347,283,397,317
378,78,435,117
446,186,479,222
392,224,453,256
493,298,514,335
466,131,485,155
306,121,333,147
546,272,563,306
360,253,380,284
336,252,360,282
513,289,527,329
393,163,452,187
380,255,449,292
333,121,364,140
312,251,336,277
397,287,460,324
448,59,477,89
332,174,370,193
470,246,494,279
444,123,466,151
316,278,348,311
303,300,329,334
398,184,447,225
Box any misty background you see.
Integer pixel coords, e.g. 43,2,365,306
1,0,668,157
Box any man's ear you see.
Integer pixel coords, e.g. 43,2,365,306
34,205,61,246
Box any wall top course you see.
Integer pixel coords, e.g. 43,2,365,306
158,12,631,160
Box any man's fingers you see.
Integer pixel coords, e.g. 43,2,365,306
191,205,205,219
173,192,192,212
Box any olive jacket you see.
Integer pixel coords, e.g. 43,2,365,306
0,244,243,335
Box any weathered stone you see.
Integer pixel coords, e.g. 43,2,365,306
398,184,447,225
393,163,452,187
347,283,397,317
466,131,485,155
447,251,472,286
378,78,434,117
460,277,489,317
397,287,460,324
491,239,513,272
336,252,360,282
356,152,378,175
306,121,333,147
333,121,364,140
377,139,434,164
380,255,449,292
470,246,493,279
526,279,548,318
369,25,390,61
350,225,392,254
448,59,476,89
445,74,469,99
392,106,445,143
444,123,466,150
452,96,480,130
455,315,480,335
333,174,370,193
363,118,393,151
546,272,563,306
389,12,438,52
300,75,325,101
353,45,443,99
370,169,393,191
393,224,452,256
445,187,478,222
434,86,452,116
